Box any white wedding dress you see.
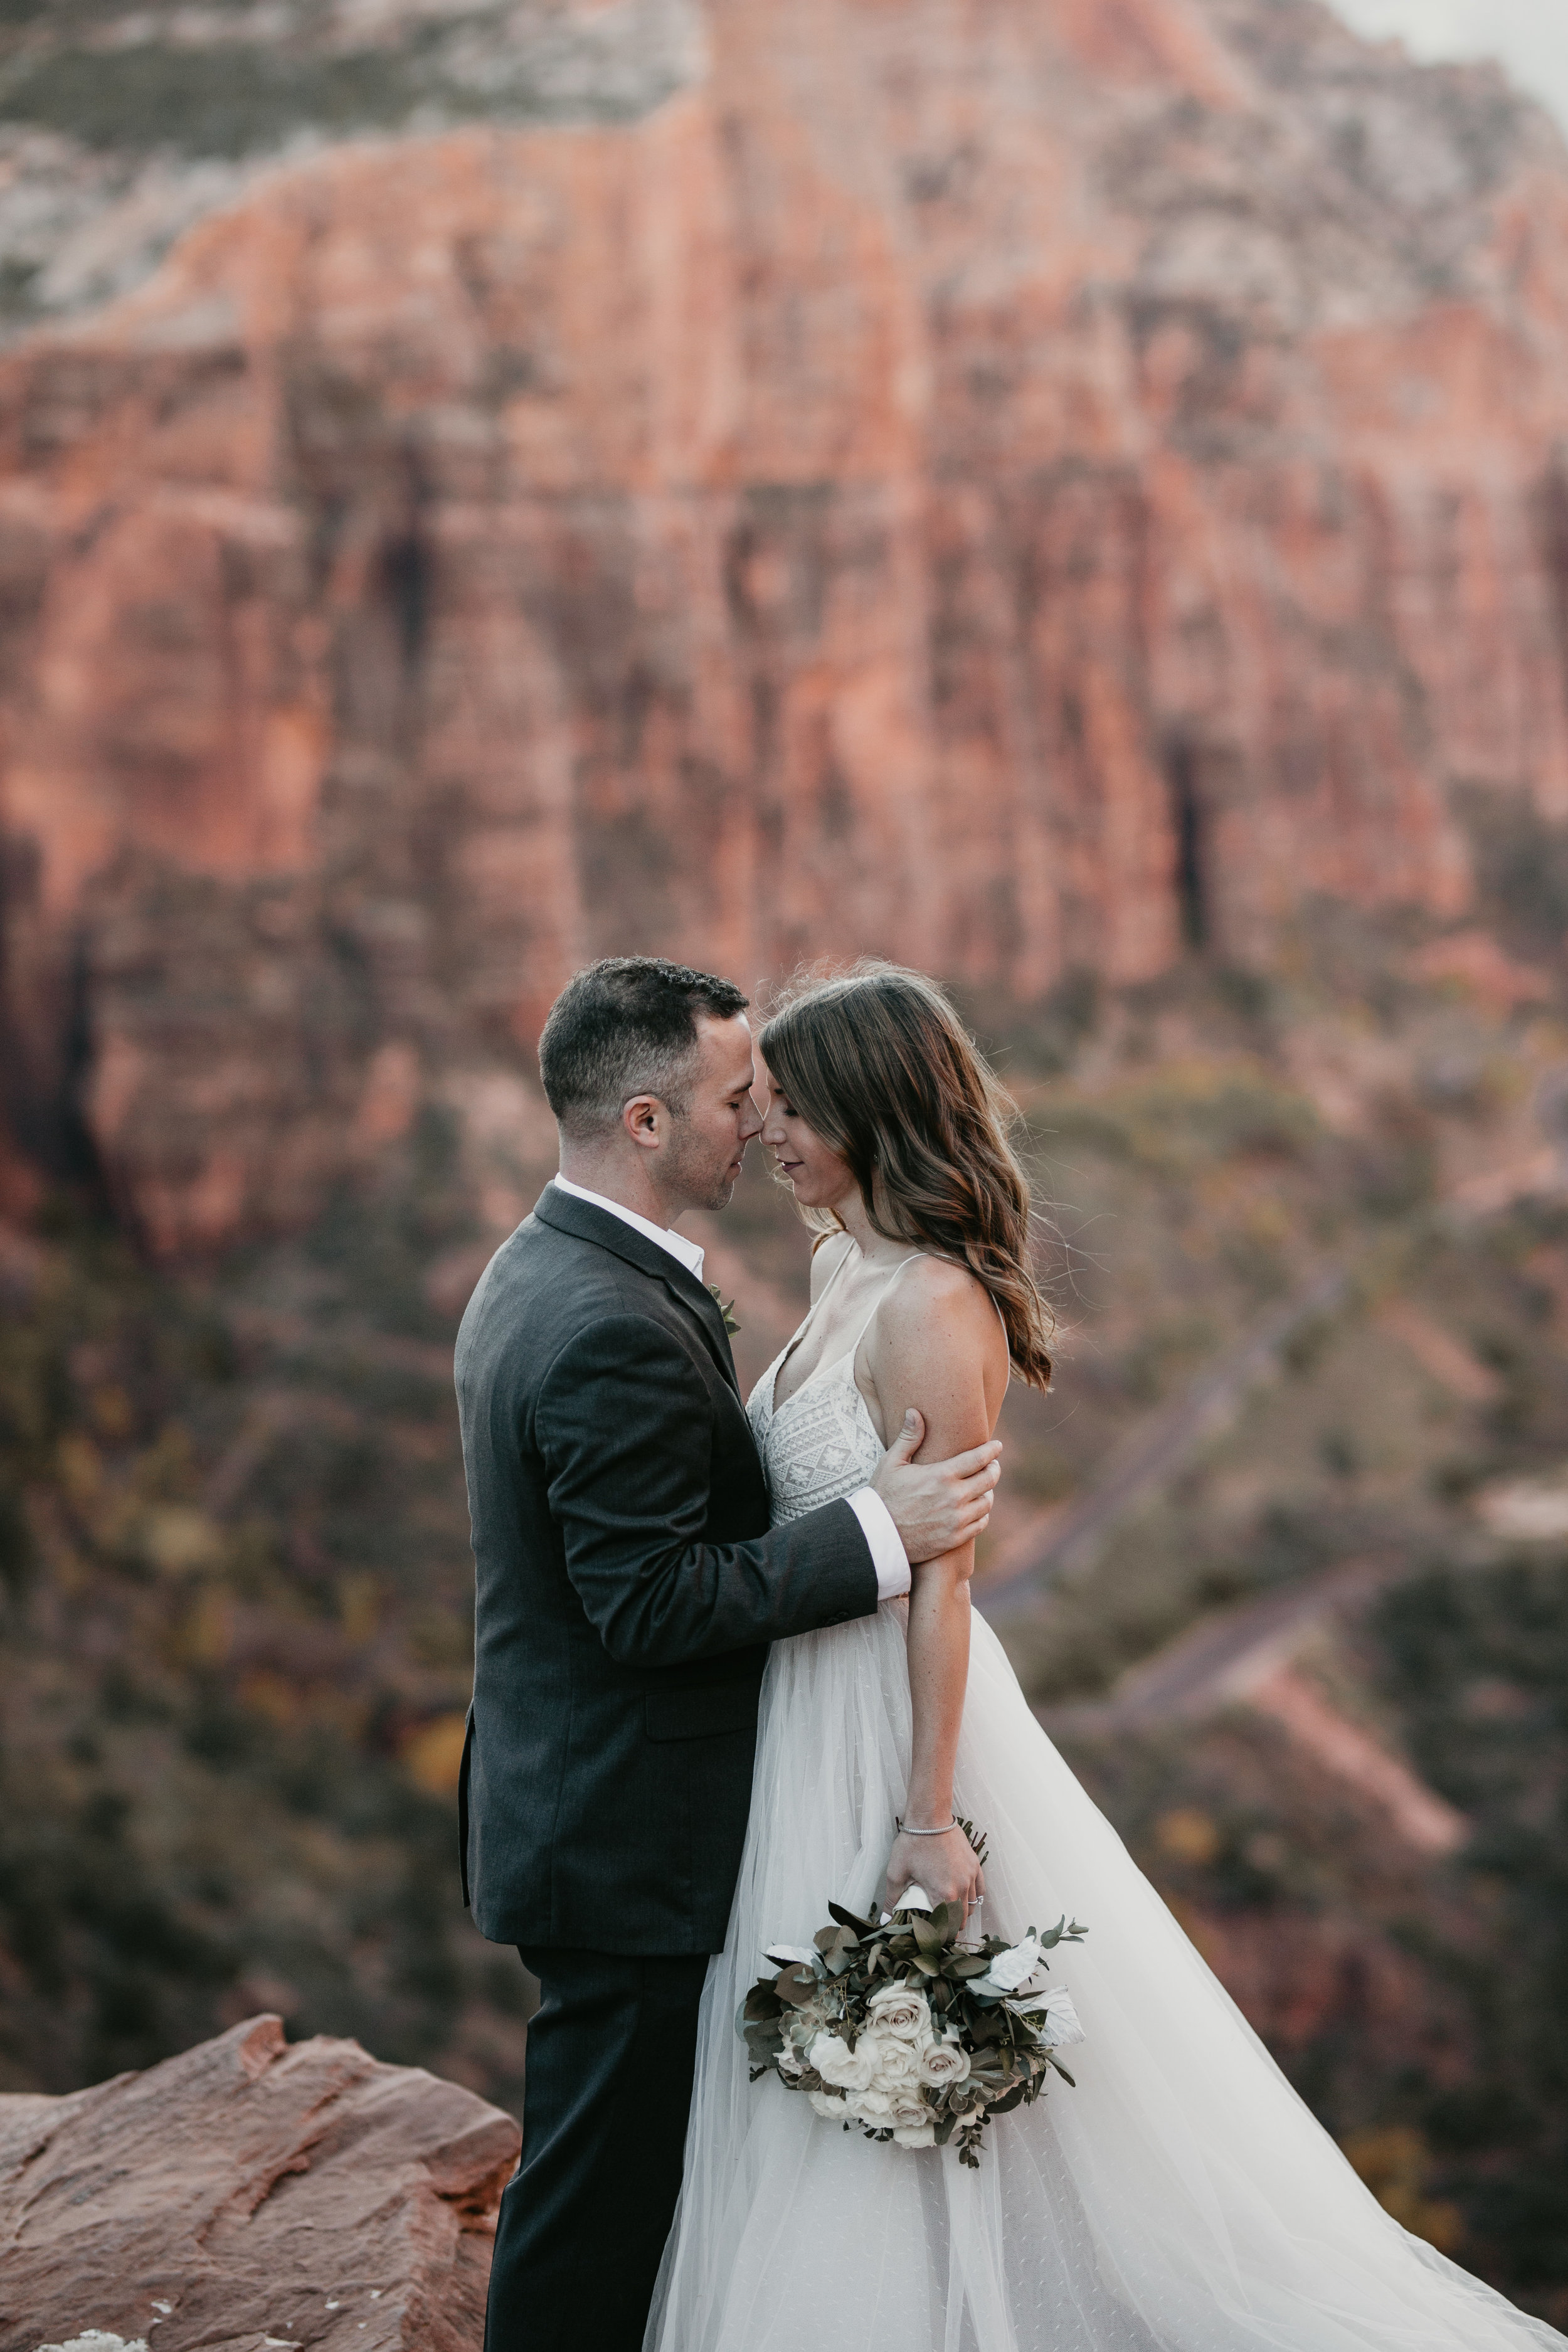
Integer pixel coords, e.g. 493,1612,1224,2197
646,1258,1564,2352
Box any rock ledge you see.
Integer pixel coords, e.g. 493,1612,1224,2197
0,2016,519,2352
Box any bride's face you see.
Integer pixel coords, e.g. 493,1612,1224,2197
759,1062,857,1212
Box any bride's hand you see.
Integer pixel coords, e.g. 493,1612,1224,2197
881,1825,985,1924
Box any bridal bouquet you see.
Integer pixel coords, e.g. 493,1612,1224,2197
741,1852,1086,2168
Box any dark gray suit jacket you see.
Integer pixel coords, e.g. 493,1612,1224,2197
455,1182,880,1954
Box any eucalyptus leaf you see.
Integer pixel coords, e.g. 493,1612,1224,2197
774,1964,820,2010
828,1900,878,1935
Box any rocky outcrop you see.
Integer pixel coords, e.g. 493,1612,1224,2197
0,2015,518,2352
3,0,1568,1248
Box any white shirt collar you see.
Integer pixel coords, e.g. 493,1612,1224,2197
549,1175,707,1285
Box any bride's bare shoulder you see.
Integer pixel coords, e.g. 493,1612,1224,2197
882,1254,1004,1359
867,1254,1009,1425
808,1228,855,1301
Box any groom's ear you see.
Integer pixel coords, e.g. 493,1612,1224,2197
623,1093,665,1151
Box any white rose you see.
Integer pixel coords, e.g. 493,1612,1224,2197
918,2038,971,2087
866,2035,921,2089
893,2121,936,2148
866,1983,930,2040
810,2033,879,2092
979,1933,1042,1994
807,2088,844,2119
849,2087,895,2119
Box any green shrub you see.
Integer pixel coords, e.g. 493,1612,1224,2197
0,43,428,156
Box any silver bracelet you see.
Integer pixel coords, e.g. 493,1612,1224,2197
896,1816,958,1836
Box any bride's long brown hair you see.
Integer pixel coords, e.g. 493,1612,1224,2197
759,962,1054,1389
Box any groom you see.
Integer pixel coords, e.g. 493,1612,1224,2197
457,956,1004,2352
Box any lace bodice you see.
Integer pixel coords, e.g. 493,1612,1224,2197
747,1345,884,1525
746,1248,921,1525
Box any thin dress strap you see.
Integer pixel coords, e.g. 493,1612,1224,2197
769,1238,858,1406
802,1236,857,1333
844,1251,926,1358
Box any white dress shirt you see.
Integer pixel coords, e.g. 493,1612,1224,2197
546,1177,910,1601
552,1172,708,1282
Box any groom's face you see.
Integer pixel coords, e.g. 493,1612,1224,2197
660,1013,763,1214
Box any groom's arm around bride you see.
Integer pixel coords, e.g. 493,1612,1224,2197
457,956,1001,2352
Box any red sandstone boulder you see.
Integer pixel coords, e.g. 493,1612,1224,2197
0,2016,519,2352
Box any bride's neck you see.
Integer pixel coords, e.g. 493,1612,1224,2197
832,1186,912,1271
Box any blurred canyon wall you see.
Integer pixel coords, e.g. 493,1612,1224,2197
3,0,1568,1250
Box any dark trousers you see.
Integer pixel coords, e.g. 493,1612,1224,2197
484,1944,711,2352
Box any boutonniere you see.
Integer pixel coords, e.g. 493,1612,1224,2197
708,1283,741,1335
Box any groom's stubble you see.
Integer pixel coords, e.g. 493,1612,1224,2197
655,1013,763,1218
664,1120,745,1212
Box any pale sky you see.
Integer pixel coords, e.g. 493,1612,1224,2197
1330,0,1568,136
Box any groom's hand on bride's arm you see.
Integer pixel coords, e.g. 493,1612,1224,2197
871,1409,1000,1565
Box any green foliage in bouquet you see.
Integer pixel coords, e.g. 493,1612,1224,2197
740,1860,1088,2168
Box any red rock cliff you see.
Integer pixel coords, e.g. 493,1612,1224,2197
3,0,1568,1248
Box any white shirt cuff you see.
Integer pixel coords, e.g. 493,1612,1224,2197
847,1486,911,1601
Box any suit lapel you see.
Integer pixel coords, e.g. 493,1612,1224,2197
534,1185,741,1399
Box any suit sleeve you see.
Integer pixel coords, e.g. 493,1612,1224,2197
534,1313,879,1666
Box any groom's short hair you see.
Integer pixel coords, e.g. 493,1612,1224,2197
539,956,749,1136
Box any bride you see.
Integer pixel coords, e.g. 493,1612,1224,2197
646,961,1563,2352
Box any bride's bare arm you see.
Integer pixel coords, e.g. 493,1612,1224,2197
863,1263,1009,1914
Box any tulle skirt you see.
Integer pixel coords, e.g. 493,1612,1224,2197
645,1595,1564,2352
